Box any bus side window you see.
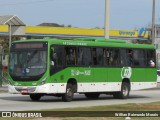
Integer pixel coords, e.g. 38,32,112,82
91,48,103,66
127,49,133,66
77,47,84,65
65,47,76,65
147,50,155,67
133,49,145,67
50,47,54,62
92,48,97,65
103,48,110,65
77,47,92,66
132,50,140,66
120,49,127,66
113,49,120,66
108,49,120,66
107,49,115,66
83,47,92,66
96,48,103,66
50,47,57,66
50,46,63,67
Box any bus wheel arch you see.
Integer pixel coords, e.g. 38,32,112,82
67,78,77,93
122,78,131,91
113,78,130,99
62,78,77,102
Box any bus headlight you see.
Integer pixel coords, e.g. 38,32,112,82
39,77,48,85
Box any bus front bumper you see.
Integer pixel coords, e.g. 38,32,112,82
8,83,66,94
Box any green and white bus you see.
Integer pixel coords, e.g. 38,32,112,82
8,38,157,102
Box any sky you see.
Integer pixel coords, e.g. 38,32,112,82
0,0,160,30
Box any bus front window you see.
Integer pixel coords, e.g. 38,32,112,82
9,50,47,79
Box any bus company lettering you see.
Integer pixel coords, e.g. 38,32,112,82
121,67,132,79
71,70,91,76
119,31,135,36
63,42,87,46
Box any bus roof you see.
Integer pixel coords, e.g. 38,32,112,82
12,38,155,49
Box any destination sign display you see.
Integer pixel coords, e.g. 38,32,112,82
15,43,44,49
11,42,48,50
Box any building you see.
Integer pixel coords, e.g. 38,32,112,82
0,15,149,42
0,15,149,66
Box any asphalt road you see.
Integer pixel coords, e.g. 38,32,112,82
0,90,160,111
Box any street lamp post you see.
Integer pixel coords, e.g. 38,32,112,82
104,0,110,39
9,23,12,49
152,0,155,45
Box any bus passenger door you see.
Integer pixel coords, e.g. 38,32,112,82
50,45,65,76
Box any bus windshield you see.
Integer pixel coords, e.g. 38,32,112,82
9,50,47,77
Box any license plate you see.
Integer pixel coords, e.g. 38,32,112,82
20,90,28,94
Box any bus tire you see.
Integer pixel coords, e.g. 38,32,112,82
62,83,74,102
30,94,42,101
113,82,130,99
85,93,100,99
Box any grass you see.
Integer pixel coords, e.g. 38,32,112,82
35,102,160,120
44,102,160,111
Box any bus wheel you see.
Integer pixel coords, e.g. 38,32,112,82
30,94,42,101
85,93,100,99
62,83,74,102
113,82,130,99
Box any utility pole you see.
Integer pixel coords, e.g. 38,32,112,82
104,0,110,39
152,0,155,45
9,23,12,49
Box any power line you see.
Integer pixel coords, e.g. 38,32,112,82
0,0,55,7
